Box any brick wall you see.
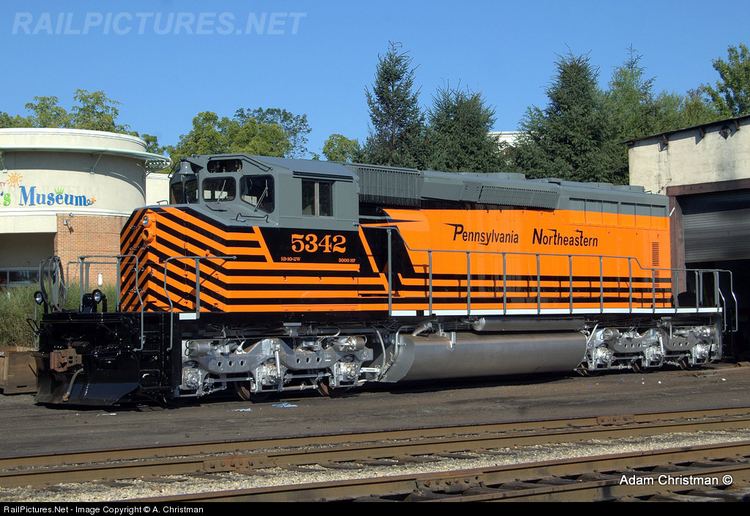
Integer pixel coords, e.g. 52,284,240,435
54,214,128,289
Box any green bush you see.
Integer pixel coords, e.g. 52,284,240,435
0,286,40,349
0,284,120,349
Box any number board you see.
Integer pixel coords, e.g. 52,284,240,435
259,228,365,264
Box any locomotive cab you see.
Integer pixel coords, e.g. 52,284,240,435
167,155,359,232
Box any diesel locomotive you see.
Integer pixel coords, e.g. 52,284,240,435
32,154,737,405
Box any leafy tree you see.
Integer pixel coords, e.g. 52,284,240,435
137,133,165,155
322,133,361,162
363,42,427,168
0,112,32,128
235,107,311,158
70,89,128,132
701,43,750,117
167,111,290,165
511,53,621,183
676,90,724,131
0,90,169,163
24,96,71,128
426,86,501,172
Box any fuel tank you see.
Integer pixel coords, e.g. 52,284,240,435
381,332,587,383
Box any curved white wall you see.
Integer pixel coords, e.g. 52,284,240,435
0,128,168,231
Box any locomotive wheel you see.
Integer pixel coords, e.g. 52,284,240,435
317,378,332,397
234,382,272,403
317,378,355,398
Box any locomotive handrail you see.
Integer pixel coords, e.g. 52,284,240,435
364,224,737,331
76,254,145,348
161,255,237,353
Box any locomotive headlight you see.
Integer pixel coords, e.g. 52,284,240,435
92,289,104,304
142,215,150,227
34,291,44,305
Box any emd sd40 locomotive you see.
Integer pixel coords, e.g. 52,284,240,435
33,155,737,405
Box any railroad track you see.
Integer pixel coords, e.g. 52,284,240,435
137,441,750,502
2,407,750,492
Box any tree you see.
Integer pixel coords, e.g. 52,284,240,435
604,48,658,141
511,53,621,183
70,89,127,132
135,133,163,155
0,112,32,128
701,43,750,117
0,90,169,161
322,134,361,162
235,107,311,158
167,111,290,165
603,48,663,181
363,42,427,168
24,96,70,128
680,90,721,126
426,86,501,172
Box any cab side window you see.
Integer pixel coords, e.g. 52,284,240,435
202,177,236,202
240,175,275,213
170,178,198,204
302,179,333,216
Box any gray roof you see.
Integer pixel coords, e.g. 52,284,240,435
625,113,750,145
179,154,665,211
253,156,355,178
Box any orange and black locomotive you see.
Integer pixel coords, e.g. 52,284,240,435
33,155,735,405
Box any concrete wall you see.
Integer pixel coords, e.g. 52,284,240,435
629,117,750,193
0,152,146,217
146,172,170,206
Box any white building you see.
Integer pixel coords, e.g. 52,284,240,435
0,128,170,287
488,131,522,147
627,114,750,359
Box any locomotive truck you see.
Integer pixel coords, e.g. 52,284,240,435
32,154,737,405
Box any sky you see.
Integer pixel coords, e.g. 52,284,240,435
2,0,749,157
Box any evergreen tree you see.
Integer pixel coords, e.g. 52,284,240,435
603,48,662,181
511,53,621,183
363,42,426,168
427,86,501,172
605,48,658,140
701,43,750,117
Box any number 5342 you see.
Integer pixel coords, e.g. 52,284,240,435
291,233,347,254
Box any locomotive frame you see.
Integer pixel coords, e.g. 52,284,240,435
32,154,738,406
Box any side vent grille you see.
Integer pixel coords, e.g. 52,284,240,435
651,242,660,267
356,166,422,207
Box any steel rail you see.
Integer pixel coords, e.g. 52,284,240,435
2,407,750,489
136,440,750,502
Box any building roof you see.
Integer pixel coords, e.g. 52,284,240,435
625,114,750,145
0,128,171,166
